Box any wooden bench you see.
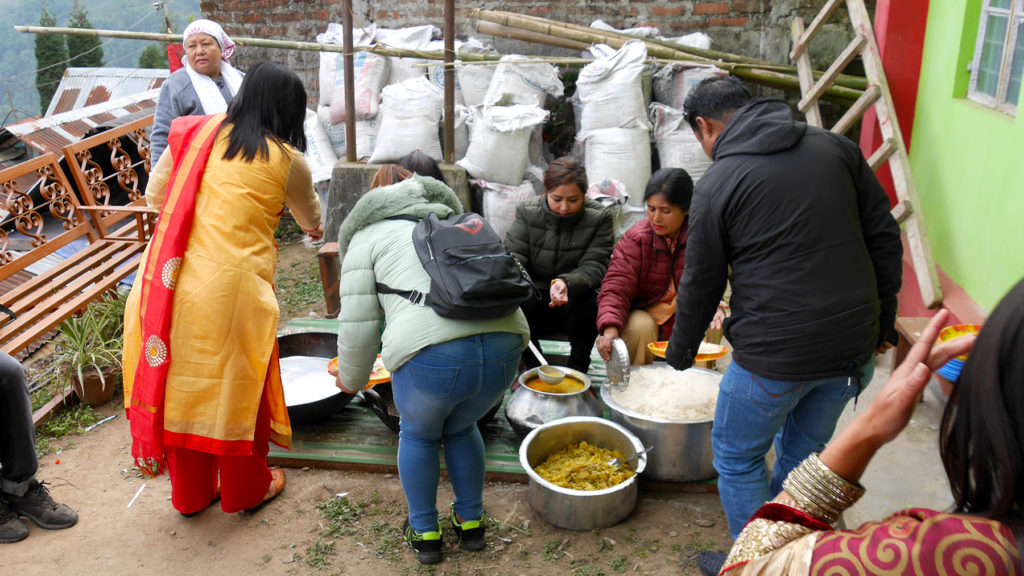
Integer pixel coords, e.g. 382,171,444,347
0,115,156,358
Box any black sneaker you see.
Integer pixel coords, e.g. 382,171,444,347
0,499,29,543
449,503,486,551
5,481,78,530
402,518,442,564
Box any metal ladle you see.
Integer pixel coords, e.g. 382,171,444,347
527,341,566,385
607,445,654,469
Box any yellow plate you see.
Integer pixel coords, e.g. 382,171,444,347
647,341,731,362
938,324,981,361
327,355,392,388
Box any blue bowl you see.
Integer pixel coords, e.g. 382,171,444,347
936,358,965,382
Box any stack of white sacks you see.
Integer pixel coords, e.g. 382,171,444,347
307,22,724,238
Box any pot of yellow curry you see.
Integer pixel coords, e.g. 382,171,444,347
520,416,646,530
504,367,603,439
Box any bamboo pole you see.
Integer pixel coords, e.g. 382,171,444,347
13,26,502,62
477,9,868,91
341,1,356,162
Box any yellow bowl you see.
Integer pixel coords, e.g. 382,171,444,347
647,341,730,362
938,324,981,361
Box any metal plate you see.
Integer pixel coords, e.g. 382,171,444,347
606,338,630,391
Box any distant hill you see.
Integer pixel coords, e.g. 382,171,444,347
1,0,200,125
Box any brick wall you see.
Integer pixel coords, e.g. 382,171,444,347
202,0,872,105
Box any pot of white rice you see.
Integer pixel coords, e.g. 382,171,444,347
600,366,720,482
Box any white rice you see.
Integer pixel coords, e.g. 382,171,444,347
280,356,340,405
610,365,719,421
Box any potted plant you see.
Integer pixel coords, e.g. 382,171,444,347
48,291,126,407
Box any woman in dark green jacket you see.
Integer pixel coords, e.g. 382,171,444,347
504,157,614,373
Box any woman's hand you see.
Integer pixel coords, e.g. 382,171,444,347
549,279,568,308
596,328,619,362
304,222,324,242
709,300,729,331
818,310,976,483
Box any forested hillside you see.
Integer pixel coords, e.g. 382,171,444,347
1,0,199,124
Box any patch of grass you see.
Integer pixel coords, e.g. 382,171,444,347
609,555,629,573
34,404,100,457
543,539,566,562
275,220,302,240
570,560,605,576
368,520,404,561
689,537,715,554
631,536,660,559
305,539,335,569
275,259,323,310
597,537,615,552
316,496,365,537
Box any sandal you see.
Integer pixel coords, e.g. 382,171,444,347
245,468,285,513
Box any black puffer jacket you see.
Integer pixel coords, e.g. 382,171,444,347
504,196,614,299
666,98,902,379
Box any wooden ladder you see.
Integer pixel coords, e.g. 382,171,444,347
790,0,942,308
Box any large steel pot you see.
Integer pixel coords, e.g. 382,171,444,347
600,367,720,482
360,381,503,434
504,367,603,439
278,332,353,425
520,416,646,531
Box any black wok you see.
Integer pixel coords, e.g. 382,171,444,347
278,332,353,425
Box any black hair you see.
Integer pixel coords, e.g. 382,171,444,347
397,149,444,181
940,276,1024,540
682,75,752,133
642,168,694,210
543,156,588,195
222,61,308,162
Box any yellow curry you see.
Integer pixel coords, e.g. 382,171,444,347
534,441,635,490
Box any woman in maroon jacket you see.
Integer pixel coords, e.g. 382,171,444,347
597,168,720,365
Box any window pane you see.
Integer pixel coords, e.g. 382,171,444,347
1008,21,1024,105
977,14,1009,97
990,0,1012,10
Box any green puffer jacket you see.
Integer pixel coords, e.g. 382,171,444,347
504,196,614,298
335,175,530,393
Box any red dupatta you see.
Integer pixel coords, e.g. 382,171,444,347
129,114,226,477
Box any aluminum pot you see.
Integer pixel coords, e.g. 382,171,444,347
504,367,603,439
278,332,354,425
600,367,720,482
520,416,646,531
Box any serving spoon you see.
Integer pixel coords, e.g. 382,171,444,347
607,445,653,469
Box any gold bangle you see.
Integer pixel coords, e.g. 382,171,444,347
782,453,865,525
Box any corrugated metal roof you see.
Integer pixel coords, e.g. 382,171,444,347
2,89,159,156
45,67,168,116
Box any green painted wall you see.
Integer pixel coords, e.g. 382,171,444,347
911,0,1024,311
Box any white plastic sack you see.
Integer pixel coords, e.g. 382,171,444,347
583,126,651,208
317,106,378,160
590,19,661,38
317,23,375,107
650,103,713,182
586,178,632,239
474,179,538,242
451,104,470,161
303,108,338,183
576,40,651,134
653,65,728,110
484,55,564,108
368,77,444,164
373,25,439,86
459,63,496,107
329,51,390,124
662,31,712,50
457,105,550,186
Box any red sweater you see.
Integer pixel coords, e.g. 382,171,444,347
597,218,687,341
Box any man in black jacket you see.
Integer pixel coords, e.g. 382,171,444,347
665,76,902,538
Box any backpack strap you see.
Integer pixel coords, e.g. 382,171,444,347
376,282,427,306
0,303,15,320
386,214,421,223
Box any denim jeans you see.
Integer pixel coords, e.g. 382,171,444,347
392,332,522,533
712,356,875,538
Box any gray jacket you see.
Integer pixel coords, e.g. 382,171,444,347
150,68,235,165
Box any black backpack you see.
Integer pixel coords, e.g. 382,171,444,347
376,212,536,320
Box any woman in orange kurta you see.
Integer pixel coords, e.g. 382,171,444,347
122,61,323,516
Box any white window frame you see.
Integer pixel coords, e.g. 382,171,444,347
968,0,1024,115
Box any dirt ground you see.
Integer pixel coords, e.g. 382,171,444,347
4,233,734,575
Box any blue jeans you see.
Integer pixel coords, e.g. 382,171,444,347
392,332,522,533
712,356,875,538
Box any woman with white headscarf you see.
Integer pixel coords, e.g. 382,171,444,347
150,19,245,166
